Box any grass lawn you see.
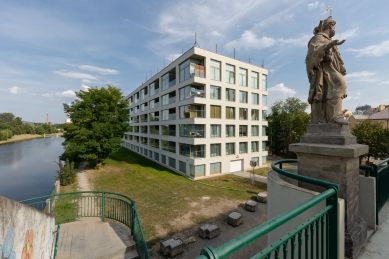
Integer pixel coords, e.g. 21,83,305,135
52,180,79,224
85,147,267,247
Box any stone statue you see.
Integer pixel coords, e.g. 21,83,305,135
306,16,348,125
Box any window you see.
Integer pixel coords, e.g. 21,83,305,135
149,81,159,96
262,74,267,91
179,124,205,138
180,105,205,119
226,88,235,101
262,126,267,136
140,87,148,100
179,85,205,100
251,72,259,89
251,141,259,152
210,105,221,119
168,157,176,168
239,68,247,86
180,59,190,82
210,60,221,81
239,142,248,154
161,154,166,164
144,148,148,155
251,126,259,136
162,72,176,91
149,111,159,121
225,64,235,84
262,110,267,121
179,86,190,100
210,124,221,138
149,125,159,135
262,156,267,164
262,95,267,106
180,59,202,82
225,107,235,119
226,125,235,137
210,144,221,157
210,86,221,100
162,91,176,106
251,93,259,105
154,152,160,161
190,164,205,177
239,125,248,136
251,109,259,120
180,143,190,157
162,140,176,153
140,126,147,133
210,162,221,174
162,108,176,121
239,91,248,103
262,141,268,151
162,125,175,136
239,108,248,120
149,150,153,158
226,143,235,155
179,161,186,173
150,138,159,148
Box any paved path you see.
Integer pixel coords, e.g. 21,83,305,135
232,171,267,183
77,161,91,191
358,201,389,258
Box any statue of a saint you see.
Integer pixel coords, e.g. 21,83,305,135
306,16,348,125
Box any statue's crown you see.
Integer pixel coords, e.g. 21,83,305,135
323,16,336,26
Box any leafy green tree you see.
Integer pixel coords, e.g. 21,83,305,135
55,158,77,186
268,97,310,156
61,85,129,164
0,113,15,123
35,125,45,135
351,120,389,163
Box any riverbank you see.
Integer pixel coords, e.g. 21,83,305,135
0,133,63,145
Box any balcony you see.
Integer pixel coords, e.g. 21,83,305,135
149,116,159,122
191,89,205,98
194,64,205,78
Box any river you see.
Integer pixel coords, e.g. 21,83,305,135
0,137,64,201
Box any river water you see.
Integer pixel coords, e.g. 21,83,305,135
0,137,64,201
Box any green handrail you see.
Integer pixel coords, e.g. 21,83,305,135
197,159,340,259
53,223,60,259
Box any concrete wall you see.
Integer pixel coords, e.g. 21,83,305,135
267,169,345,259
0,195,56,259
359,175,376,230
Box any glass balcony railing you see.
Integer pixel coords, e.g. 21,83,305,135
180,130,205,138
191,89,205,98
192,110,205,118
168,97,176,104
192,150,205,158
150,129,159,134
169,114,176,120
141,118,147,122
169,79,176,87
149,117,160,122
162,146,176,153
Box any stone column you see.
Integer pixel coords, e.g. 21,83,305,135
289,124,368,259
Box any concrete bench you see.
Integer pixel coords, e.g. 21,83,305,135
198,224,220,239
227,212,243,227
160,237,184,257
257,192,268,203
245,200,258,212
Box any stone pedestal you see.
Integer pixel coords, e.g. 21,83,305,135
290,124,368,259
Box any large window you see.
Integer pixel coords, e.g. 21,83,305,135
226,88,235,102
251,126,259,136
154,152,159,161
180,144,205,158
162,125,176,136
251,93,259,105
239,125,248,137
210,144,221,157
226,143,235,155
226,125,235,137
210,124,221,138
149,81,159,96
239,68,248,86
179,161,186,173
262,74,267,91
162,72,176,91
150,138,159,148
180,105,205,119
179,124,205,138
162,108,176,121
262,110,267,121
179,59,202,82
262,141,268,151
149,111,159,121
225,64,235,84
210,162,221,175
162,140,176,153
190,164,205,177
210,105,221,119
239,108,248,120
210,60,221,81
252,109,259,120
210,85,221,100
168,157,176,168
225,107,235,120
161,154,166,164
262,95,267,106
262,126,268,136
239,91,248,103
252,141,259,152
239,142,248,154
179,85,205,100
149,125,159,135
251,72,259,89
162,91,176,106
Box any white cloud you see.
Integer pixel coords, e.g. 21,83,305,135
278,34,311,47
42,90,76,98
345,71,377,82
347,40,389,57
81,84,90,91
78,65,119,75
307,1,319,10
8,86,26,94
166,53,181,62
345,91,361,100
335,28,358,40
284,14,294,21
225,30,276,51
379,81,389,85
54,71,98,80
82,79,91,83
267,83,297,105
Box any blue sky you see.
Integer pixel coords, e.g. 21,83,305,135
1,0,388,123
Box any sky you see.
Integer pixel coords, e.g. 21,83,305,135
1,0,388,123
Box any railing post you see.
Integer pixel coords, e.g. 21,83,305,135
102,192,105,221
326,187,338,259
50,196,53,213
53,223,61,259
131,204,135,231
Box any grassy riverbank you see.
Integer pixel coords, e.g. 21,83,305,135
0,134,43,144
85,147,267,247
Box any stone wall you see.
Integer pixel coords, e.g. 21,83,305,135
0,195,56,259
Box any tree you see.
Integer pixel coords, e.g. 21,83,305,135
55,158,77,186
61,85,129,164
0,113,15,124
351,120,389,163
268,97,310,156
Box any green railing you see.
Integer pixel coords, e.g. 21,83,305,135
360,158,389,224
19,191,150,259
197,159,339,259
53,223,60,259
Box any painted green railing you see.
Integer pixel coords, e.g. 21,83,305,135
19,191,150,259
197,159,339,259
53,223,60,259
360,158,389,224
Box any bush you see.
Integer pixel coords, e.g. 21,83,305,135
55,158,77,186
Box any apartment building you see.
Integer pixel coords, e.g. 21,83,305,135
122,46,268,178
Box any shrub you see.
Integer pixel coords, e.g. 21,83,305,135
55,158,77,186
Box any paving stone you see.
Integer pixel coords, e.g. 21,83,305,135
227,212,243,227
198,224,220,239
245,200,258,212
160,237,184,257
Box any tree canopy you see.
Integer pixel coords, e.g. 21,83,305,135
267,97,310,156
351,120,389,162
61,85,129,164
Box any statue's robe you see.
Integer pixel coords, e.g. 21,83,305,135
306,33,347,123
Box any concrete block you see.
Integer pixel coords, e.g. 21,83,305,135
160,237,184,257
198,224,220,239
257,192,267,203
245,200,258,212
227,212,243,227
359,175,376,230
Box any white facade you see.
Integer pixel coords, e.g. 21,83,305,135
122,47,268,178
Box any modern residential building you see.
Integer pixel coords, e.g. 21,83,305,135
122,46,268,178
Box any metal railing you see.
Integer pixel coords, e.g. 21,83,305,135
197,159,339,259
360,157,389,224
19,191,150,259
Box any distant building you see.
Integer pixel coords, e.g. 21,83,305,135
354,104,371,115
348,107,389,129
